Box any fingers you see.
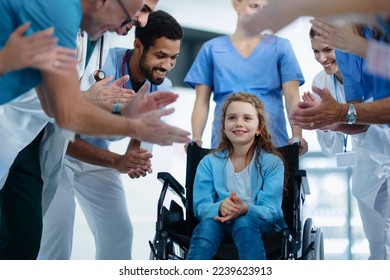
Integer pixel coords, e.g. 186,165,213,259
298,138,309,155
95,75,114,86
149,91,179,107
125,150,152,165
57,46,78,56
296,101,315,109
26,28,58,51
136,109,191,146
156,107,175,118
128,165,153,179
301,92,310,102
34,48,78,68
13,22,31,36
312,86,332,101
306,92,317,102
137,80,150,95
312,86,325,98
214,215,233,223
220,197,239,215
106,93,135,104
229,192,239,203
128,168,147,179
162,127,191,145
111,75,130,88
34,26,55,37
302,91,316,102
310,18,331,36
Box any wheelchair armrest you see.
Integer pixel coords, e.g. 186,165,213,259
157,172,185,196
295,169,310,195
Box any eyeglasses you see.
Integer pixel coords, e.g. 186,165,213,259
116,0,136,27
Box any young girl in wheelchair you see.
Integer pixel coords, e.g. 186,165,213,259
186,92,287,260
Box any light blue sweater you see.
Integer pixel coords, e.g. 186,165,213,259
193,149,287,231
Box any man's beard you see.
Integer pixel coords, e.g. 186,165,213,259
139,54,164,86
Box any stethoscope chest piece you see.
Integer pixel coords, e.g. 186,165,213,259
94,69,106,82
93,36,106,82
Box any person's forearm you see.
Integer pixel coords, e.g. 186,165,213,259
333,123,369,134
296,0,390,17
127,138,141,152
291,125,303,138
283,83,302,137
191,101,209,143
349,36,369,59
366,40,390,78
67,138,120,168
41,70,139,137
0,51,6,76
355,99,390,124
335,99,390,124
191,113,207,142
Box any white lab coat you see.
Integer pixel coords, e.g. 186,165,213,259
0,30,89,212
313,70,390,259
0,90,74,215
38,32,134,260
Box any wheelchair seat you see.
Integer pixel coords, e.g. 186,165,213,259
149,142,324,260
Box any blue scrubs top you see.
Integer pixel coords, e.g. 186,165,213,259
80,47,172,149
184,35,304,148
336,27,390,103
0,0,81,105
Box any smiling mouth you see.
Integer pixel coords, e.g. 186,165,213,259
155,69,167,75
233,130,247,135
323,62,334,68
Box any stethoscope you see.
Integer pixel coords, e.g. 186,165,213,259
121,49,155,92
93,36,106,82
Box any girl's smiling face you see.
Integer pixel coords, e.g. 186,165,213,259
224,101,261,146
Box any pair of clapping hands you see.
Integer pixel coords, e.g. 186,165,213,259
216,192,249,223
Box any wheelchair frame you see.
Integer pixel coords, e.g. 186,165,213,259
149,142,324,260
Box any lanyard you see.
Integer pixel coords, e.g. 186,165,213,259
121,49,154,92
333,74,348,152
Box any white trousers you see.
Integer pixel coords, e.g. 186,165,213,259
38,157,133,259
356,181,390,260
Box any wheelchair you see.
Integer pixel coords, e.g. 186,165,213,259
149,142,324,260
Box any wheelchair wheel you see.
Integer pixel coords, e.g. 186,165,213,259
302,218,315,260
313,228,324,260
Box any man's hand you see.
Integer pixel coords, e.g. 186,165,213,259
84,75,135,104
310,19,368,57
113,148,152,174
0,22,77,76
131,108,191,145
289,86,345,130
289,136,309,155
121,81,180,118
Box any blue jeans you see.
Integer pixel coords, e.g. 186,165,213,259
187,212,274,260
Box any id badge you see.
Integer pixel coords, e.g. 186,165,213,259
336,151,357,168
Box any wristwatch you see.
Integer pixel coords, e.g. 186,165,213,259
345,103,358,124
111,103,124,116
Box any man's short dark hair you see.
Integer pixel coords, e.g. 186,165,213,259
135,10,184,50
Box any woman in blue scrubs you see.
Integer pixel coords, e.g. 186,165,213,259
184,0,307,154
